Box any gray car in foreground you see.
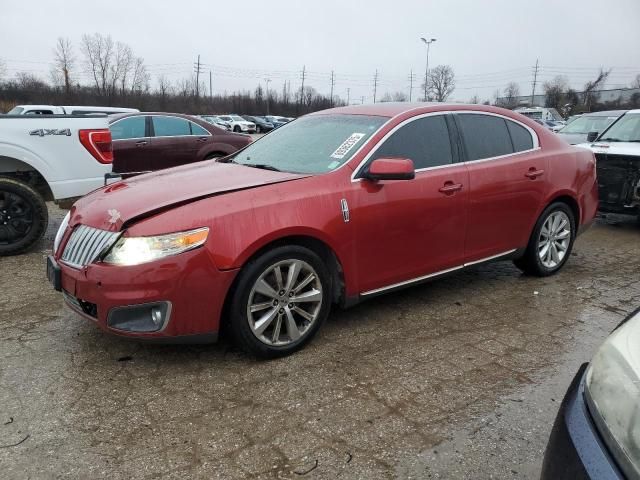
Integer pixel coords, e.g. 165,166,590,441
557,110,626,145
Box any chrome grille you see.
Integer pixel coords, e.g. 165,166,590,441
61,225,120,268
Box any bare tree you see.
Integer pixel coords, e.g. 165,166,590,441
392,91,408,102
82,33,115,97
502,82,520,108
129,57,149,93
631,74,640,89
469,94,480,104
582,68,611,110
428,65,455,102
543,75,569,111
0,58,6,83
51,37,75,94
115,42,133,96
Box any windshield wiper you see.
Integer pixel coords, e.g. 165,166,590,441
242,163,282,172
598,138,622,142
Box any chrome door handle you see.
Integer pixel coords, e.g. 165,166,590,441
135,140,148,147
438,182,463,194
525,169,544,179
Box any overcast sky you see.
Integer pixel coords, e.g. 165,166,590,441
2,0,639,104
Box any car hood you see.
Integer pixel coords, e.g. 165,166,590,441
575,142,640,156
557,132,588,145
70,161,309,231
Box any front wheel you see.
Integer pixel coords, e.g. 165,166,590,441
514,202,575,276
0,177,48,256
228,246,332,358
233,126,241,133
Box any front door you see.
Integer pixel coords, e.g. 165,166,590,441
149,116,199,170
110,115,151,174
349,114,469,294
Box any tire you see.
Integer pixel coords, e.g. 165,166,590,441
513,202,576,277
204,152,224,160
234,126,241,133
0,177,48,256
228,245,332,358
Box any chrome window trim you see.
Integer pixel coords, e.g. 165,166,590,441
360,249,517,296
350,110,540,182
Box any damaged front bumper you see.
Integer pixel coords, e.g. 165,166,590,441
596,153,640,215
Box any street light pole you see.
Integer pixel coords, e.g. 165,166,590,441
264,78,271,115
420,37,437,101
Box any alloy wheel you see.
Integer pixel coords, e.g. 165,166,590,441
0,191,34,245
247,259,323,346
538,211,571,268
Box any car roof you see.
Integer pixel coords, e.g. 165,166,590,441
310,102,519,118
581,110,628,117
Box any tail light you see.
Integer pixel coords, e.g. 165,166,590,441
79,129,113,164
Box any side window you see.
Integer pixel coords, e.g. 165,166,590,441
370,115,453,170
110,116,146,140
457,114,514,161
506,120,534,152
189,122,209,135
152,116,191,137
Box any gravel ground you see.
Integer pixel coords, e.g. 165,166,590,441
0,205,638,479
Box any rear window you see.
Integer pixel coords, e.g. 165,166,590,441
152,116,191,137
457,114,514,161
506,120,534,152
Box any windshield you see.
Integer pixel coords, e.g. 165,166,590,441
234,114,388,174
231,115,244,121
559,115,619,134
7,107,24,114
598,113,640,142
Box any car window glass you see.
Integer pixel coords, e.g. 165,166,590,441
190,122,209,135
152,116,191,137
458,114,514,160
506,120,534,152
370,115,453,169
110,116,146,140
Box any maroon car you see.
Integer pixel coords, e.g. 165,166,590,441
109,112,252,174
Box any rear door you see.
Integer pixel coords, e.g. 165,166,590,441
454,113,548,262
350,113,469,294
110,115,151,173
149,116,200,170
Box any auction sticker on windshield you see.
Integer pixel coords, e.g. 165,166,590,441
330,133,366,159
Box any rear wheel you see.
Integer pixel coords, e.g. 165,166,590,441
514,202,575,276
228,246,331,358
0,177,48,256
204,152,224,160
233,125,241,133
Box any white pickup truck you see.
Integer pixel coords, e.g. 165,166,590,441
0,115,114,255
7,105,138,115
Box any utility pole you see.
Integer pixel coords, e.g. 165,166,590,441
193,55,203,98
420,37,437,101
530,58,540,106
329,70,336,107
209,70,212,99
408,69,416,102
373,69,379,103
264,78,271,115
361,95,365,105
298,65,306,114
346,88,351,105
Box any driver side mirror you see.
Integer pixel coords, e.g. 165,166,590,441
587,131,599,142
365,157,415,181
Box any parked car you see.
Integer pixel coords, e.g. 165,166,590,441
242,115,274,133
199,115,232,131
0,114,113,256
534,119,564,132
576,109,640,219
47,103,597,357
108,112,252,175
264,115,289,128
557,110,626,144
7,105,139,115
541,307,640,479
514,106,564,123
217,114,256,133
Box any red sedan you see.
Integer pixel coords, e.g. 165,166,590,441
47,103,598,357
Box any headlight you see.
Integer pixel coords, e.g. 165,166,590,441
102,227,209,266
53,212,70,253
585,309,640,479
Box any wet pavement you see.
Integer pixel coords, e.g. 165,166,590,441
0,205,638,479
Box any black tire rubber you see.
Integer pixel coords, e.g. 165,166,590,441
513,202,576,277
234,126,241,133
0,177,48,256
204,152,224,160
228,245,332,358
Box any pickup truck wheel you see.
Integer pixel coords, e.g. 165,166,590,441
0,178,48,256
513,202,575,277
228,246,332,358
